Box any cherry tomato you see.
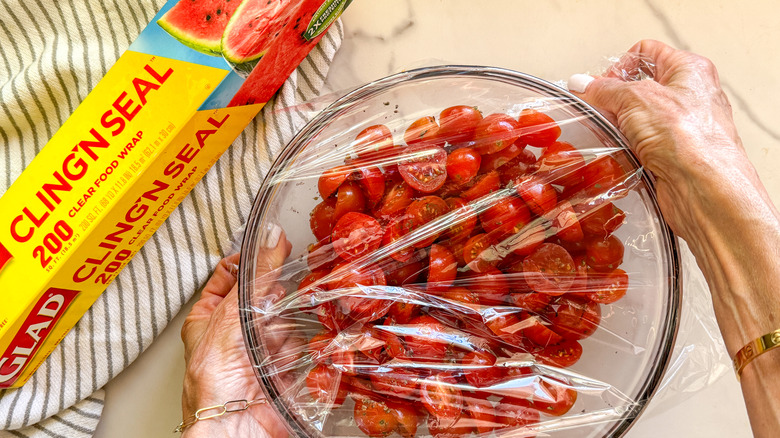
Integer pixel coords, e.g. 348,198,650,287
480,195,532,239
331,212,383,261
318,165,353,199
309,197,337,242
358,166,387,205
354,396,398,437
584,268,629,304
550,201,584,242
428,244,457,290
404,116,443,147
535,339,583,368
517,108,561,148
532,379,578,417
522,243,576,295
374,181,416,220
514,175,557,216
334,181,367,221
480,142,526,174
549,295,601,341
406,196,449,247
331,262,390,321
485,312,529,349
462,394,499,434
403,315,451,360
297,270,329,310
382,215,416,262
463,233,496,273
306,240,338,271
522,315,564,347
464,267,510,305
441,286,480,307
501,223,546,257
463,350,503,388
578,202,625,238
443,197,477,242
446,147,481,186
438,105,483,145
353,124,394,158
382,256,425,286
568,254,590,295
474,113,521,155
421,373,464,425
398,144,448,193
494,396,541,432
386,300,422,324
534,141,584,187
387,401,422,438
307,363,348,407
369,366,420,400
585,235,625,272
498,149,537,185
582,155,628,196
508,292,552,314
461,171,501,201
316,300,353,331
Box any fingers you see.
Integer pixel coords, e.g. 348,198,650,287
253,225,292,298
568,74,636,117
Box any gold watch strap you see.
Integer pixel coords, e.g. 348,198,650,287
733,329,780,380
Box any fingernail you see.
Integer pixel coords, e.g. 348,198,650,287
262,224,283,249
568,74,595,93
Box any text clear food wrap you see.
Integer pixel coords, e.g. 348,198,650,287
236,66,728,438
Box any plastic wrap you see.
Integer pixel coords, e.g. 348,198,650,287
236,65,712,438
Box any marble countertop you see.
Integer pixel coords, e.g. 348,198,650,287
94,1,780,436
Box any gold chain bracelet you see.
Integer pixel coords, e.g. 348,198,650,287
174,398,266,433
733,329,780,380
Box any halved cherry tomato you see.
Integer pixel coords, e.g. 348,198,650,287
382,255,425,286
480,195,532,239
535,339,583,368
331,212,383,261
493,396,541,432
517,108,561,148
428,244,457,290
404,116,443,147
402,315,451,360
578,201,625,238
461,170,501,201
310,197,337,242
515,175,557,216
463,350,503,388
307,363,348,407
568,254,590,295
462,394,499,435
398,144,448,193
316,300,353,331
582,155,628,196
548,295,601,341
443,197,477,242
585,235,625,272
297,270,329,310
446,147,481,186
354,124,395,159
438,105,483,145
474,113,521,155
382,215,416,262
318,165,353,199
306,241,338,271
498,148,537,185
500,223,546,257
522,243,576,295
387,401,422,438
331,262,390,321
480,142,526,174
549,201,584,242
420,373,464,425
386,300,422,324
584,268,629,303
334,181,367,221
509,292,552,314
535,141,586,188
463,233,497,273
374,181,416,220
532,379,578,417
522,315,565,347
465,267,510,305
405,196,449,248
358,166,387,205
354,396,398,437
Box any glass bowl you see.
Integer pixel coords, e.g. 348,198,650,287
239,66,681,438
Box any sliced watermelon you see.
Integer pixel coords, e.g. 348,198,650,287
157,0,242,56
228,0,337,106
221,0,289,65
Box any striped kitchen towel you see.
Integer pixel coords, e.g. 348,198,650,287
0,0,344,436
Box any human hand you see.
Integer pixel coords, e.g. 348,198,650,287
179,226,293,437
567,39,767,242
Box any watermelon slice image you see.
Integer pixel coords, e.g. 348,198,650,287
228,0,341,107
221,0,289,65
157,0,242,56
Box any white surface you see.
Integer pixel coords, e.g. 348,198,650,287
93,1,780,436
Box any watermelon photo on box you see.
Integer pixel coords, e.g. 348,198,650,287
0,0,352,389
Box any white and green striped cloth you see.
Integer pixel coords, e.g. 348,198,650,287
0,1,343,436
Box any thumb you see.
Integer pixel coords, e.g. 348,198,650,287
567,74,634,117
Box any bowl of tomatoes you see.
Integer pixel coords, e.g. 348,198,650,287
238,66,681,438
